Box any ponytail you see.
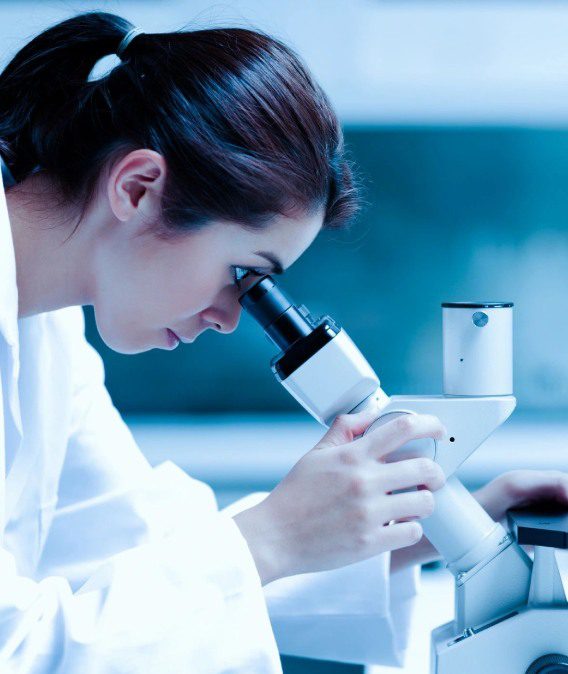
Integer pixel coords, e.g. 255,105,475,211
0,12,133,182
0,11,359,231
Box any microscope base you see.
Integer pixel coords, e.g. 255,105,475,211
431,607,568,673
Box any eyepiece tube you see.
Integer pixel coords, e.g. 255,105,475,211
239,276,313,351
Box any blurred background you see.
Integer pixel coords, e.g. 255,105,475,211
2,0,568,415
2,2,568,673
2,0,568,413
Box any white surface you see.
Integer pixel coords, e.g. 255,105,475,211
3,1,568,124
368,567,454,674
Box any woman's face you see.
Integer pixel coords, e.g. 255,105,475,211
91,210,323,354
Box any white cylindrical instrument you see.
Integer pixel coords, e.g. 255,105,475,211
422,477,506,573
442,302,513,396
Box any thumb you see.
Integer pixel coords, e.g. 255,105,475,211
314,409,379,450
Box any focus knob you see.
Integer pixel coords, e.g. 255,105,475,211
526,654,568,673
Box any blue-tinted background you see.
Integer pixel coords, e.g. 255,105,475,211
85,127,568,414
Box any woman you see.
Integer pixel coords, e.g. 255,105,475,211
0,11,566,673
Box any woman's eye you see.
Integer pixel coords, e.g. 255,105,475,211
232,266,255,289
232,266,266,289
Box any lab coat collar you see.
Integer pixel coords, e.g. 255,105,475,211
0,172,23,536
0,174,19,348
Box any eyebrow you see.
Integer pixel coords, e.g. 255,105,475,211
254,250,285,275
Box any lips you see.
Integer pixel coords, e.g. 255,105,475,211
168,328,194,344
166,328,180,348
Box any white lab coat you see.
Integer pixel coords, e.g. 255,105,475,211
0,174,418,672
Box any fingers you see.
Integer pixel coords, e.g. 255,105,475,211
358,413,447,461
381,490,435,523
513,470,568,505
474,470,568,522
543,471,568,504
315,410,379,450
376,521,424,551
379,457,446,493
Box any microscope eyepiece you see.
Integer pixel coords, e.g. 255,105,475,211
239,275,380,426
239,276,292,328
239,276,314,351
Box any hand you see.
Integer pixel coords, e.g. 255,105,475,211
233,411,446,585
473,469,568,522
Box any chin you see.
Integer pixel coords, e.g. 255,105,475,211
101,336,147,355
93,310,166,354
96,325,148,355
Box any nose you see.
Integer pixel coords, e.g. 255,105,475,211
200,284,243,334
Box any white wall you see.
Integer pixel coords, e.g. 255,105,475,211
2,0,568,125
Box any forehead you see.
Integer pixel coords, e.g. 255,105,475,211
242,209,324,267
170,209,324,270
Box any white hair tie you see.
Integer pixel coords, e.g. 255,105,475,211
117,27,145,59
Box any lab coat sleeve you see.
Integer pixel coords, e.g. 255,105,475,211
223,492,420,667
12,310,282,673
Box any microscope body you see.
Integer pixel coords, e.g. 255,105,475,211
240,281,568,674
277,312,533,635
431,504,568,674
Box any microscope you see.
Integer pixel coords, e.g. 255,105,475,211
240,277,568,674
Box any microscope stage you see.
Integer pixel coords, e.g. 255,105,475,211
508,505,568,549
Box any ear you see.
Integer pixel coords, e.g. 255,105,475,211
107,149,167,223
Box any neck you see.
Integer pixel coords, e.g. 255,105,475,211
5,174,96,318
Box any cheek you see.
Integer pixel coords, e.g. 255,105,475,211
164,241,232,311
92,301,142,354
91,247,163,352
158,261,225,316
92,235,229,352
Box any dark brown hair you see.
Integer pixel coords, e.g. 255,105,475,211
0,12,359,233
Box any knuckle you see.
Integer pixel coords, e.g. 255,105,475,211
394,414,416,437
337,447,360,467
418,458,444,486
347,473,370,498
334,414,351,430
353,502,372,524
354,529,375,550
